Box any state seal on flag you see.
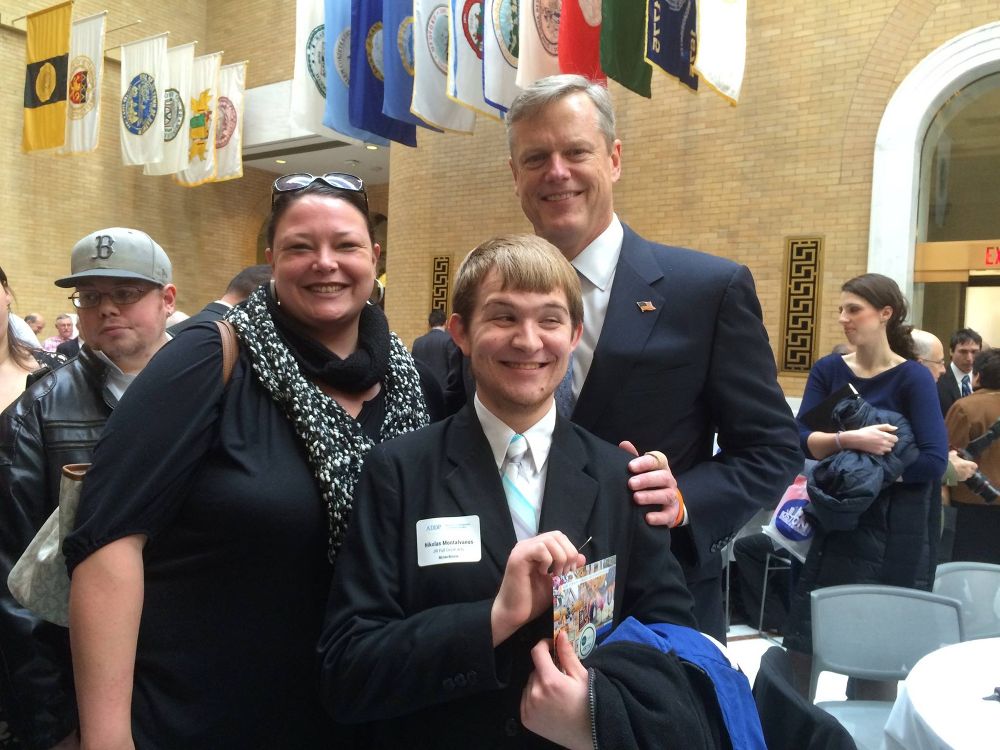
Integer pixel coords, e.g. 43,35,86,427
427,4,450,75
462,0,484,59
163,88,185,142
492,0,519,66
335,29,351,86
533,0,561,55
397,17,415,76
67,56,96,120
306,24,327,97
121,73,158,136
215,96,237,149
365,22,385,82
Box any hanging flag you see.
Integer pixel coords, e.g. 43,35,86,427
482,0,520,111
412,0,475,132
383,0,438,128
693,0,745,104
558,1,604,81
448,0,500,118
214,62,247,182
143,42,195,176
515,0,560,88
601,0,651,97
22,1,73,153
324,0,388,144
175,52,221,187
119,33,168,166
645,0,698,91
293,0,342,139
62,11,106,154
349,0,416,146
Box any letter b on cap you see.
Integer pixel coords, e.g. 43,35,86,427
92,235,115,260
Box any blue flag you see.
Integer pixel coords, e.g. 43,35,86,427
645,0,698,91
324,0,387,144
382,0,433,128
350,0,416,146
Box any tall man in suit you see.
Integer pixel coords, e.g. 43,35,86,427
500,74,802,640
937,327,983,417
167,264,271,336
321,235,729,749
411,308,456,387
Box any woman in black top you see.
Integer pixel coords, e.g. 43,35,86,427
65,175,438,748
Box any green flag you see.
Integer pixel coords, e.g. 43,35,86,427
600,0,651,98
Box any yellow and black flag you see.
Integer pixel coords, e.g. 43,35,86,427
23,1,74,152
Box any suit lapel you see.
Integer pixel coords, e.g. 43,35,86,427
574,225,666,430
443,406,517,572
538,419,598,546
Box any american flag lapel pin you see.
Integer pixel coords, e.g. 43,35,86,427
636,301,656,312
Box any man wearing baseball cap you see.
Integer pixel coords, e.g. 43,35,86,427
0,228,175,749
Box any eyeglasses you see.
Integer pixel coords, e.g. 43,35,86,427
69,286,154,309
271,172,368,212
919,357,946,367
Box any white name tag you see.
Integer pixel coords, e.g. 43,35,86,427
416,515,482,567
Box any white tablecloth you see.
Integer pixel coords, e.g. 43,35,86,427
883,638,1000,750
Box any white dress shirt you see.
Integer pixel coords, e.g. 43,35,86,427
568,215,624,400
949,362,970,394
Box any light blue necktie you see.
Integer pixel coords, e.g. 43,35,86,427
502,434,537,540
961,374,971,397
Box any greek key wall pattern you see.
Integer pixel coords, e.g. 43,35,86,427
781,237,823,373
431,256,451,314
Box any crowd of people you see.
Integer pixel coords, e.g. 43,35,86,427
0,73,995,748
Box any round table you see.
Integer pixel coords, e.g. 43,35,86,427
883,637,1000,750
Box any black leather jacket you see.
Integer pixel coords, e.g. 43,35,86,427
0,346,116,749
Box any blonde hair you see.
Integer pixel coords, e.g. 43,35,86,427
452,234,583,328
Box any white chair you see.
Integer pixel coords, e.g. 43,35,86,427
933,561,1000,640
808,585,964,750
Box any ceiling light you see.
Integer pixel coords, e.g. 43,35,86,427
275,159,287,164
365,144,378,151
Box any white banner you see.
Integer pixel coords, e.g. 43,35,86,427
693,0,746,104
213,62,247,182
515,0,560,88
119,33,168,166
448,0,500,119
412,0,475,132
62,12,107,154
292,0,340,137
175,53,221,187
482,0,520,111
144,43,195,176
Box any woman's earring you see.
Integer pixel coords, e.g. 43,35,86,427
368,278,385,306
269,279,281,306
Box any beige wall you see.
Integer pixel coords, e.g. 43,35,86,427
1,0,277,328
383,0,1000,396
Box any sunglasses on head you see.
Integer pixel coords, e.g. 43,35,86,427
271,172,368,212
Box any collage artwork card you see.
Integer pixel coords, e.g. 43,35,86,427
552,554,617,660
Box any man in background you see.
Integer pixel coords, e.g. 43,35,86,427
938,328,983,417
0,227,176,749
40,314,74,353
23,314,45,337
411,308,455,387
168,264,271,336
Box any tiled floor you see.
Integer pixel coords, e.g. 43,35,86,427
725,623,850,702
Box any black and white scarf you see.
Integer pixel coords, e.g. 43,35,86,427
226,285,428,562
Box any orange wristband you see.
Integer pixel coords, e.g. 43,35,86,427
671,487,686,528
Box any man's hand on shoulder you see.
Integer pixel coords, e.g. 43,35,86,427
620,441,683,527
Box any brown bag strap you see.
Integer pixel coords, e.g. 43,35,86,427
214,320,239,386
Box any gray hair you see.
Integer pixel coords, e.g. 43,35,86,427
910,329,939,359
505,74,617,153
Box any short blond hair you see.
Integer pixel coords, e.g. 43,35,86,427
452,234,583,329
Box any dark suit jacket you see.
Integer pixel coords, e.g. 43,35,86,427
410,328,455,388
320,405,699,748
55,338,79,358
937,369,961,418
167,301,229,336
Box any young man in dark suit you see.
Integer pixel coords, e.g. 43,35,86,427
321,235,728,749
444,74,801,639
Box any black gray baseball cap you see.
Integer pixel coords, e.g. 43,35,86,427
55,227,172,288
